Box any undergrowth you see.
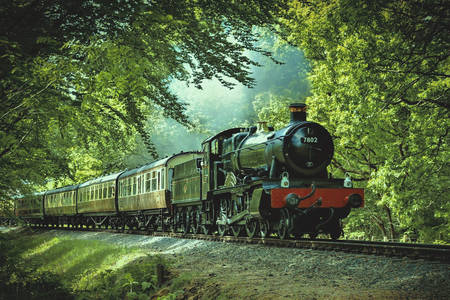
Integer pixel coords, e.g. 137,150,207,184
0,228,193,299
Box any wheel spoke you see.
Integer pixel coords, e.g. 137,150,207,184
259,220,270,238
202,225,210,235
245,218,258,238
231,224,242,237
218,224,227,237
277,209,291,240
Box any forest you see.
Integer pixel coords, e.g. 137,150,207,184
0,0,448,244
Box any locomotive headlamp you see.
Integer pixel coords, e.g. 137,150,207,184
347,193,363,208
285,193,300,208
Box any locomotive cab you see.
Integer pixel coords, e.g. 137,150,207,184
201,127,245,193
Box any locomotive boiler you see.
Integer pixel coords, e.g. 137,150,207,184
221,103,334,178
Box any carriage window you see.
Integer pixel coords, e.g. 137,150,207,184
132,177,136,195
145,173,150,192
137,175,141,194
161,169,165,189
111,183,115,197
103,184,107,198
151,171,157,191
127,178,131,196
157,171,161,190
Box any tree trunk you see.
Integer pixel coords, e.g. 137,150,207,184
370,215,388,240
384,205,396,241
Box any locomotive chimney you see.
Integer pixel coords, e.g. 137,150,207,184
289,103,307,123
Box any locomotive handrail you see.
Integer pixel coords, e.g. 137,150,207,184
296,184,316,201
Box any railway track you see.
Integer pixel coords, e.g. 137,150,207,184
29,225,450,262
153,232,450,262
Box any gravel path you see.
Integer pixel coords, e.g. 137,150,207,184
14,229,450,299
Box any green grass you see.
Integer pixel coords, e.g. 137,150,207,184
0,228,189,300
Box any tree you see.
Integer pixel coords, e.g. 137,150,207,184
282,0,449,242
0,0,287,198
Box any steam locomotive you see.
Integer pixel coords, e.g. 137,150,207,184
14,104,363,239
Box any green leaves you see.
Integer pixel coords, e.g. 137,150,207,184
282,0,449,242
0,1,286,197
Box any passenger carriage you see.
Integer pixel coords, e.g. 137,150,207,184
15,192,44,226
116,151,202,231
77,171,123,228
44,185,78,227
